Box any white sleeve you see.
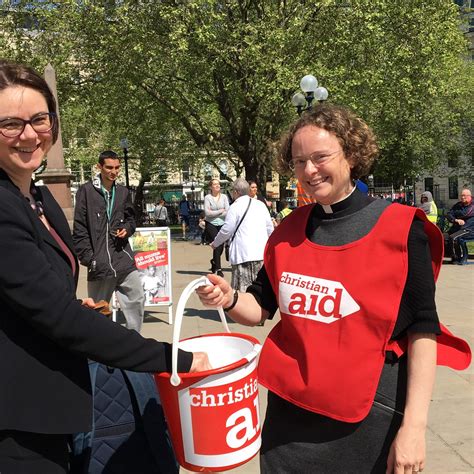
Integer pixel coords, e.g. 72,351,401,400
265,211,274,236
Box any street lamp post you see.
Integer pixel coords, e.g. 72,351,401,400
368,174,375,196
190,175,195,206
119,138,130,189
291,74,329,115
412,175,420,207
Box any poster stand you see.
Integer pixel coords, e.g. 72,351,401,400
128,227,174,324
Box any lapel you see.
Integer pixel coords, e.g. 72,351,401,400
0,169,76,264
35,186,76,256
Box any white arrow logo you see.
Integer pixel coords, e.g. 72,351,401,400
279,272,360,324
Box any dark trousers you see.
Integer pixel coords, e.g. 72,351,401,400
449,228,472,262
260,359,406,474
205,221,224,271
0,430,69,474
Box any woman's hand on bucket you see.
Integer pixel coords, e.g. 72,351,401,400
190,351,212,372
196,274,234,309
196,274,270,327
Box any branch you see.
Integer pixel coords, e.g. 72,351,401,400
213,71,243,154
139,81,211,147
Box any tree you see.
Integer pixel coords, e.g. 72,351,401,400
300,0,473,184
1,0,472,190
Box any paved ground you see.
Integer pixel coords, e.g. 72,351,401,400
77,237,474,473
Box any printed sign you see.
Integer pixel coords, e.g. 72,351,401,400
189,375,260,455
279,271,360,324
177,362,261,468
129,227,172,307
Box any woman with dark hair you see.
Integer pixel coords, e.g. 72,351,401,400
204,178,229,276
0,59,210,473
248,180,259,199
197,104,469,473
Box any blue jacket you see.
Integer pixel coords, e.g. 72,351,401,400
447,201,474,233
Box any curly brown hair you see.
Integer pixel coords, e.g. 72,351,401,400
278,103,378,180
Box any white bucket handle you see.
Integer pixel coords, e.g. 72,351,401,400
170,276,231,386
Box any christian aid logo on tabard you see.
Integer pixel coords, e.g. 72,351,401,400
279,272,360,324
187,375,260,455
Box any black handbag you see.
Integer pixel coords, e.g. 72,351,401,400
225,242,230,262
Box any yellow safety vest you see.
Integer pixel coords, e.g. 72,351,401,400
427,201,438,224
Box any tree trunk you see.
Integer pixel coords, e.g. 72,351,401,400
243,159,258,182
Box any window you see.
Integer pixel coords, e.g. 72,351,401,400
204,163,212,181
448,176,458,199
424,177,434,195
182,165,190,183
157,166,167,184
218,160,229,180
218,160,228,176
447,150,459,168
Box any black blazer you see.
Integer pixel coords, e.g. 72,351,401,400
0,170,192,434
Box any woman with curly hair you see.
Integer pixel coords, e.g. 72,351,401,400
196,104,469,473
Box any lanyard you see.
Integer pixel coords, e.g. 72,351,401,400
101,184,116,220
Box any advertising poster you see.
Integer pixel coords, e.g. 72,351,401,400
129,227,173,323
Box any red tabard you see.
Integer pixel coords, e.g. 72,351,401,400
259,204,442,423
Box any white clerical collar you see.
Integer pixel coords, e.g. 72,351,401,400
320,185,357,214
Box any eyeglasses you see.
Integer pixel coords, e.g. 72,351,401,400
0,112,57,138
289,150,340,171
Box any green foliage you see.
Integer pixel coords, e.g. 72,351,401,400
0,0,472,188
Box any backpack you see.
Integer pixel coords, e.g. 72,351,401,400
71,362,178,474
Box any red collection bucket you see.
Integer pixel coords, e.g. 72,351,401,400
155,277,262,472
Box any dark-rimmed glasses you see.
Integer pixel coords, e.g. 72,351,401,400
0,112,56,138
289,150,341,172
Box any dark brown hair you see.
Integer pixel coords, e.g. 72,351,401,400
0,59,58,143
278,103,378,179
98,150,119,165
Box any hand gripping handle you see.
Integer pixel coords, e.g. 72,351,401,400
170,277,231,386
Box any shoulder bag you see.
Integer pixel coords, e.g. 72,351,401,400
225,197,252,261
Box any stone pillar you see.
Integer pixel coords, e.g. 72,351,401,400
36,64,74,225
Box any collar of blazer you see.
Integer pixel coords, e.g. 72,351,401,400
0,168,76,262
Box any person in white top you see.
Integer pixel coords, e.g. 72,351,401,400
204,179,230,276
211,178,274,291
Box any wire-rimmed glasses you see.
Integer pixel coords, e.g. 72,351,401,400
289,150,340,172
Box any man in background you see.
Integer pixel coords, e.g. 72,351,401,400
447,188,474,265
178,194,191,240
154,198,169,227
73,150,145,332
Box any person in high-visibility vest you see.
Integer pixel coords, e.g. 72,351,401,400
418,191,438,224
275,201,292,226
296,180,316,206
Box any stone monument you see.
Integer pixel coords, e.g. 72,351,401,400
36,63,74,225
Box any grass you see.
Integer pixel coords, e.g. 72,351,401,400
468,241,474,255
